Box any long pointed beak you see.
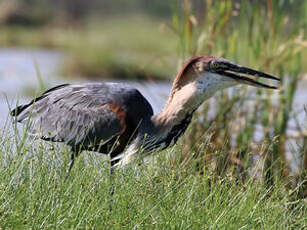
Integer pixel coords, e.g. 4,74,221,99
216,62,280,89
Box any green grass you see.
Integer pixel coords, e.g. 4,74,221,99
0,126,306,229
61,15,178,80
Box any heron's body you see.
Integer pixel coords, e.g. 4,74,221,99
12,56,279,170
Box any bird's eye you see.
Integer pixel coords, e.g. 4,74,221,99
210,61,219,69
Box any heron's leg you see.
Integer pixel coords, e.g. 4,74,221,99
109,157,119,212
65,149,80,179
67,152,76,174
110,163,115,195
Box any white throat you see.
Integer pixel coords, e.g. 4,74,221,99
196,72,237,100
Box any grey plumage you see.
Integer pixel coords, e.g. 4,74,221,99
12,83,154,167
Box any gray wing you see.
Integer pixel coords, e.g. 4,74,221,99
11,83,153,149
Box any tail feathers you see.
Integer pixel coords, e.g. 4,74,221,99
11,95,43,121
11,93,49,119
11,83,70,118
11,104,30,117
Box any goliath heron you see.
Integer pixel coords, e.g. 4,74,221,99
11,56,279,172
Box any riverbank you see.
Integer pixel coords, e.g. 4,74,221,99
0,15,178,80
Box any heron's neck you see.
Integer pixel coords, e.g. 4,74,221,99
153,83,201,132
115,84,201,167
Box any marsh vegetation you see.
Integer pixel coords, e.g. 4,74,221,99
0,0,306,229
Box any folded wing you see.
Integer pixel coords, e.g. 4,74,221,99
11,83,142,150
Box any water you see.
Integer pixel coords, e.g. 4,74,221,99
0,48,63,95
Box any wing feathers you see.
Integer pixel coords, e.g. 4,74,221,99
12,83,154,154
12,84,127,148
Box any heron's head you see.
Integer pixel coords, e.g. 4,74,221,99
170,56,280,103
